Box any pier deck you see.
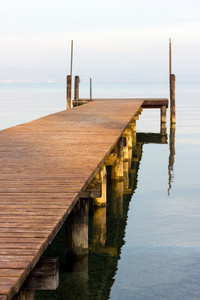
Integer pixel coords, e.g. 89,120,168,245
0,99,148,299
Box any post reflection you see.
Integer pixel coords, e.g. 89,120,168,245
110,180,124,218
91,206,107,249
168,123,176,196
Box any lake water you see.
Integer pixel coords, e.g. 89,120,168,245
0,82,200,299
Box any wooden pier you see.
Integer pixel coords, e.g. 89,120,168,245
0,98,168,299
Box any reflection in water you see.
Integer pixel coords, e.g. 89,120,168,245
35,132,168,300
90,206,107,249
168,124,176,196
86,143,143,300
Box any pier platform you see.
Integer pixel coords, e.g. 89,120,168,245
0,98,167,299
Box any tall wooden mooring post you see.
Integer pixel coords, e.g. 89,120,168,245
169,38,176,124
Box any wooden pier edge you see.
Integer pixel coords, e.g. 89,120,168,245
73,98,168,109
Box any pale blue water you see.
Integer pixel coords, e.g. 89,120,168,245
0,81,171,130
0,82,200,299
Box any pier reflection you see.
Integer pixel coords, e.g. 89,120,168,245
31,132,169,300
86,144,143,300
168,124,176,195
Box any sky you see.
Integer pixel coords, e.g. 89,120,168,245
0,0,200,83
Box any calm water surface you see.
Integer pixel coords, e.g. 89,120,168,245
0,82,200,299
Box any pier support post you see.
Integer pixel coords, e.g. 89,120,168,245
13,290,35,300
111,138,124,181
132,130,137,148
67,75,71,109
170,74,176,123
90,78,92,101
160,105,167,135
123,135,133,193
74,76,79,106
129,118,136,132
137,107,143,117
93,165,107,206
129,119,137,147
123,127,133,148
122,136,129,191
66,198,89,271
160,105,167,124
123,137,129,161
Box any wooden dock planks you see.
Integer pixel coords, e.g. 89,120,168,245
0,99,143,299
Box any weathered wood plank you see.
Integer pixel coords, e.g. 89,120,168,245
0,295,8,300
0,285,14,300
0,277,22,294
0,263,30,270
0,270,28,279
0,256,33,263
142,98,168,108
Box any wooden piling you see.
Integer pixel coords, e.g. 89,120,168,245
90,78,92,101
129,118,136,130
111,137,124,180
170,74,176,123
67,255,88,273
70,40,73,78
13,290,35,300
66,198,89,272
94,165,107,206
67,75,71,109
123,135,133,193
123,127,133,148
161,105,167,124
169,38,176,123
129,119,137,147
74,75,79,106
66,198,89,256
169,38,172,76
123,137,129,161
160,105,167,135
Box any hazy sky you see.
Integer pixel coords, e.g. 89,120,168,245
0,0,200,83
